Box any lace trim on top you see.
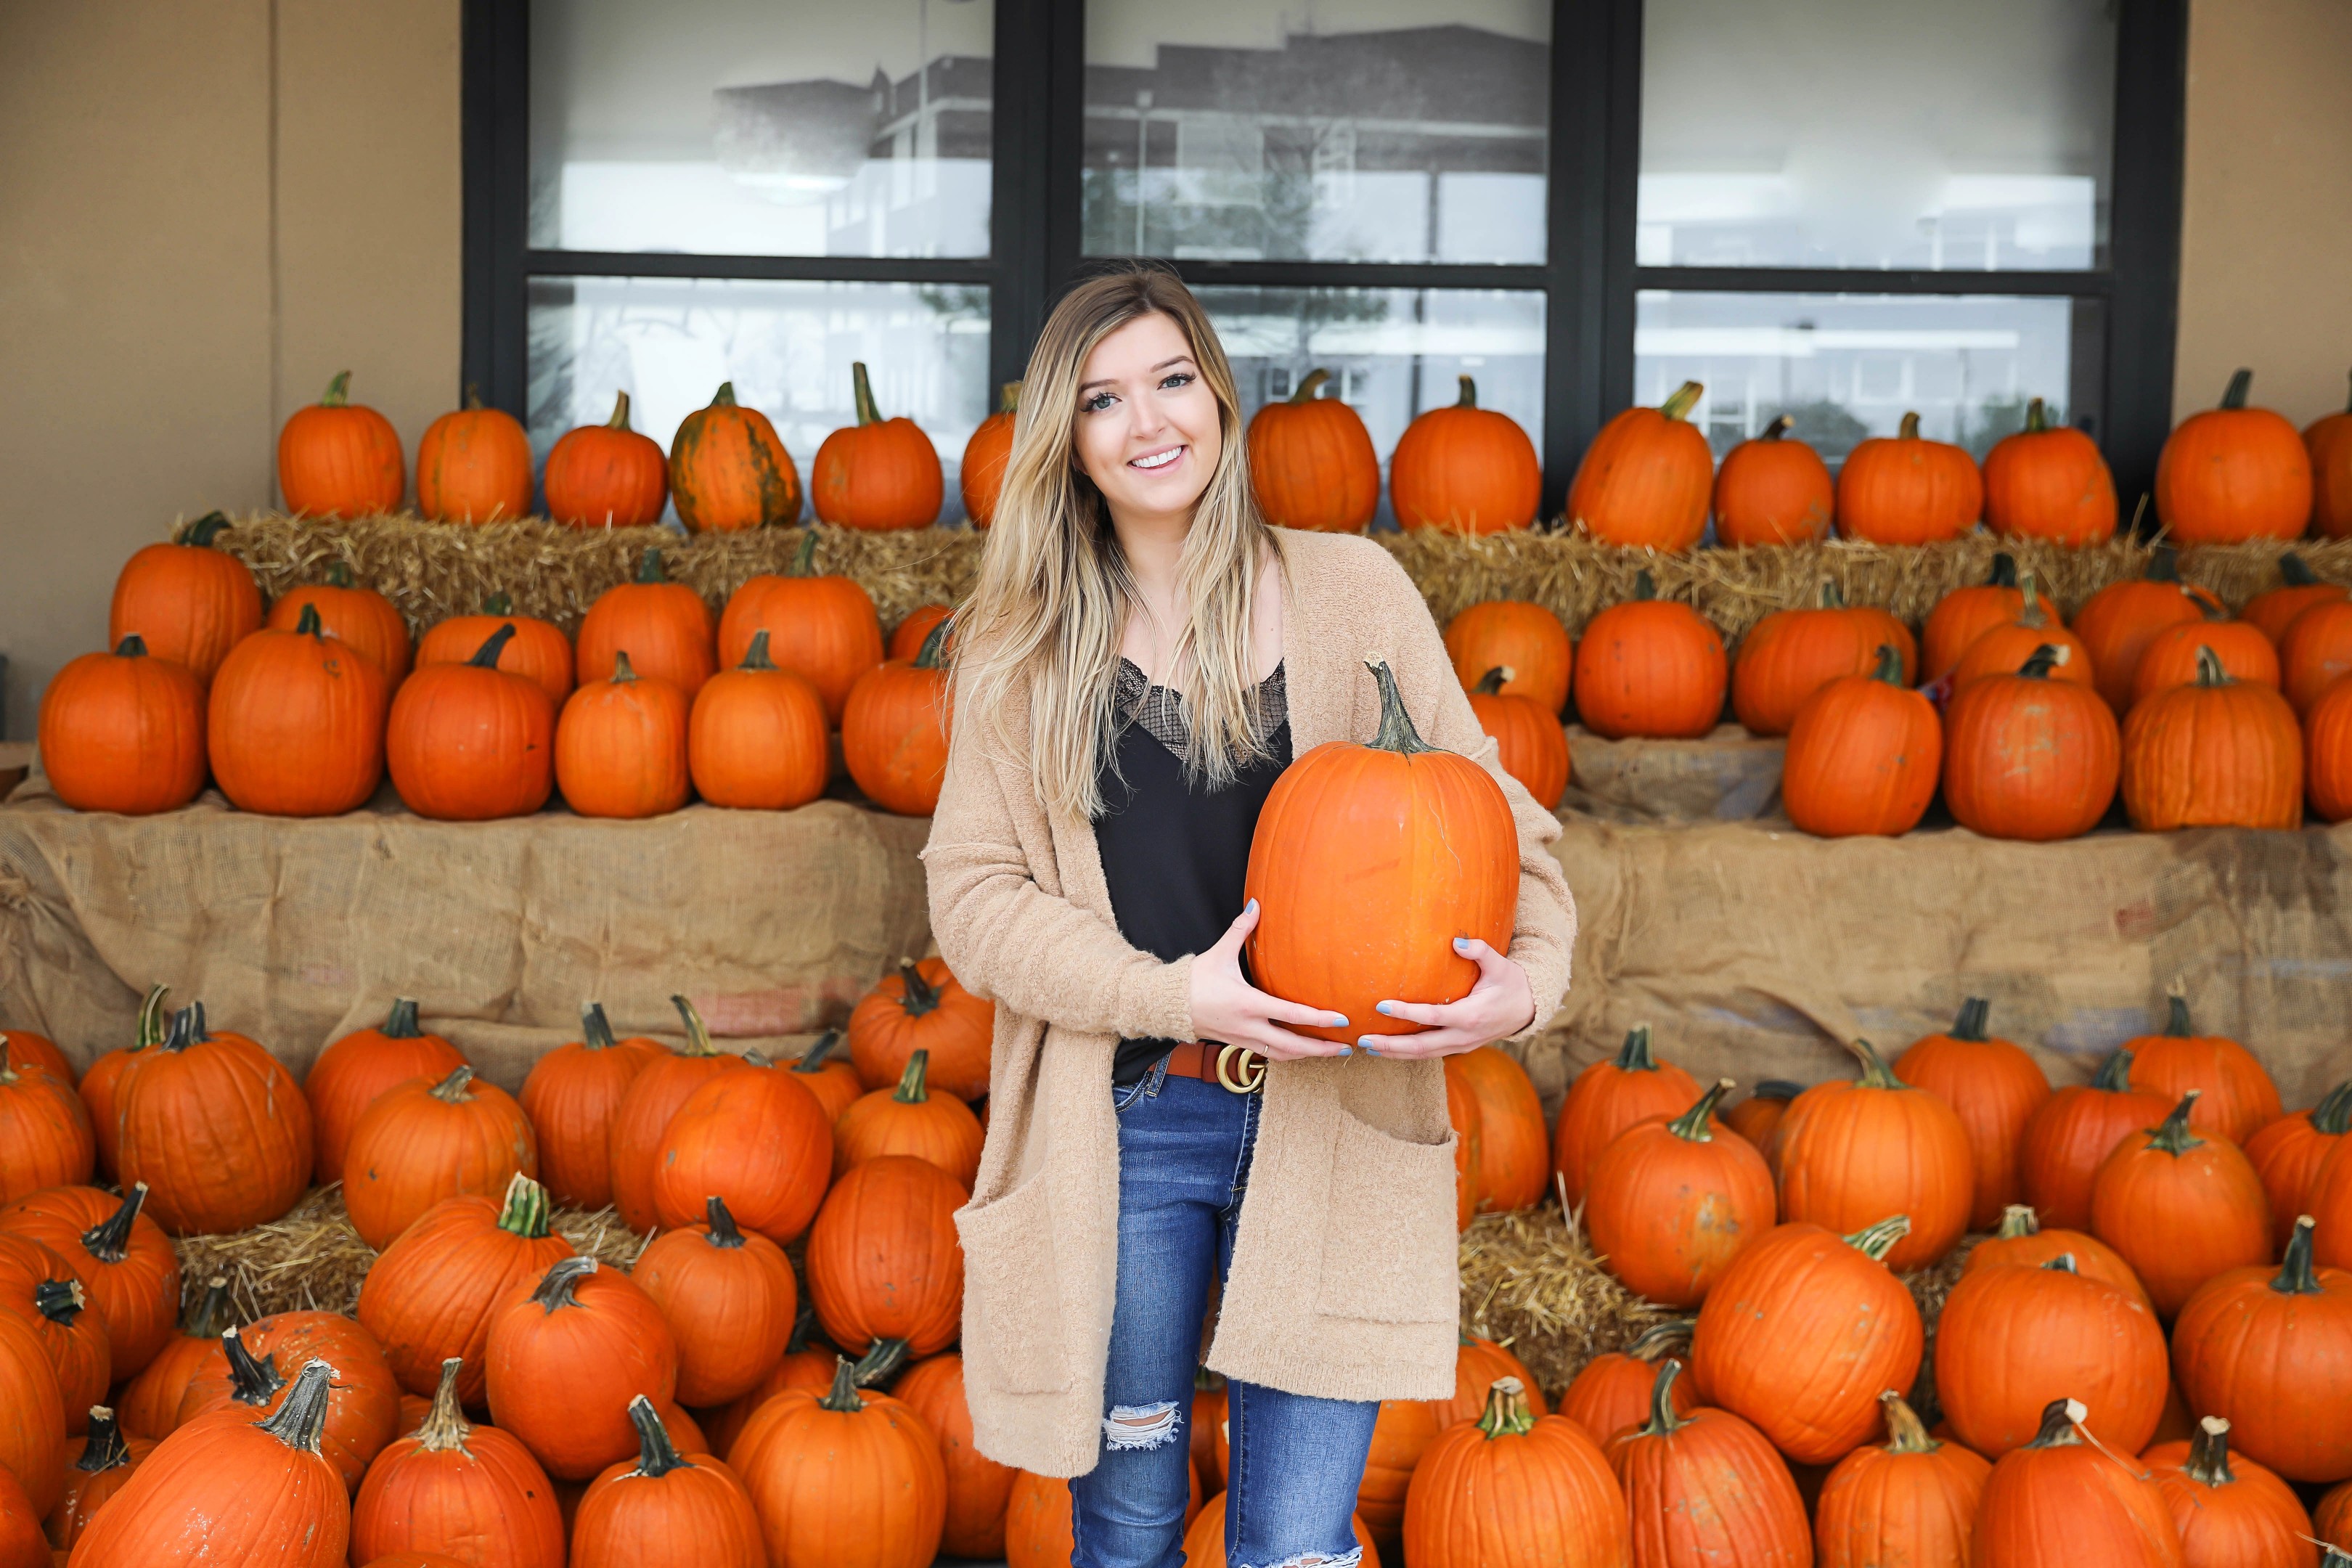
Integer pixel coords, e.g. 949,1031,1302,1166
1114,658,1286,762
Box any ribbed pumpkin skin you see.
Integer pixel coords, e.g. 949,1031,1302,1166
108,520,265,686
959,404,1016,528
2308,677,2352,822
2171,1231,2352,1481
1951,619,2099,695
889,605,952,662
1445,601,1572,714
894,1354,1016,1560
730,1379,947,1568
2120,663,2303,830
846,960,995,1101
575,567,716,699
1943,658,2122,841
1573,597,1727,740
545,393,669,528
1468,685,1569,809
38,641,207,815
2020,1060,2174,1232
1690,1222,1924,1464
1776,1046,1973,1271
385,657,557,822
571,1436,764,1568
0,1234,108,1424
306,1006,468,1187
0,1185,181,1378
1894,1013,2054,1229
2142,1432,2319,1568
1552,1034,1702,1210
1935,1262,2168,1458
812,420,944,531
2312,392,2352,536
2124,1017,2282,1146
1985,413,2118,544
517,1029,656,1210
46,1417,157,1554
1443,1054,1485,1230
843,656,952,816
1355,1396,1442,1551
0,1053,93,1204
833,1066,984,1189
650,1058,835,1244
1557,1349,1690,1447
280,373,406,519
206,616,389,816
1972,1416,2185,1568
1248,382,1381,533
356,1186,575,1405
115,1016,312,1236
2244,1096,2348,1251
1923,574,2027,683
702,1342,839,1462
2246,579,2348,648
2089,1107,2271,1318
634,1210,799,1407
0,1310,65,1516
1391,383,1541,534
1440,1336,1549,1429
1585,1087,1776,1308
804,1156,968,1357
669,385,801,532
2157,391,2314,544
1454,1047,1551,1214
2281,600,2352,715
1733,590,1918,735
1781,661,1941,838
1569,398,1714,552
483,1262,679,1482
1837,418,1983,544
174,1312,402,1492
1606,1398,1812,1567
1713,425,1834,547
555,661,691,820
417,613,575,706
343,1071,540,1252
687,659,829,811
2075,571,2224,714
790,1037,869,1122
417,404,534,524
114,1278,229,1443
1402,1407,1629,1568
607,1032,738,1236
1813,1410,1990,1568
267,579,414,683
717,571,885,724
348,1372,566,1568
2131,621,2281,707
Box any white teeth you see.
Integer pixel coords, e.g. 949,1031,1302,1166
1130,448,1181,470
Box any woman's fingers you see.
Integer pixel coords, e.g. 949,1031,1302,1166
1209,898,1261,957
1251,1022,1352,1060
1355,1030,1479,1061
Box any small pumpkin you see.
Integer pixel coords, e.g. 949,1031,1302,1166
2020,1050,2174,1232
833,1050,984,1189
687,630,830,811
415,595,575,706
812,362,944,531
804,1154,966,1360
267,560,414,683
1813,1392,1992,1568
1401,1377,1628,1568
306,998,467,1187
649,1050,835,1244
1969,1398,2181,1568
1776,1037,1974,1271
417,392,534,524
45,1406,154,1554
571,1396,764,1568
2072,544,2226,712
848,958,997,1103
115,1274,228,1442
1445,600,1572,715
2122,991,2281,1145
0,1041,94,1206
1604,1361,1812,1564
2143,1417,2319,1568
2279,597,2352,715
889,605,952,663
107,511,265,686
1248,368,1381,533
1572,572,1728,740
0,1238,109,1429
1983,396,2118,545
2244,552,2348,644
1712,415,1834,547
115,1003,311,1236
1453,1045,1551,1214
2310,372,2352,536
174,1312,402,1492
347,1357,566,1568
1569,380,1713,551
576,547,717,698
555,651,692,820
387,624,557,821
1586,1079,1776,1307
1733,580,1917,737
1184,1490,1366,1568
2244,1080,2351,1251
1962,1205,2150,1309
38,635,207,815
1781,644,1941,838
546,390,669,529
2120,645,2303,830
483,1257,679,1482
344,1065,539,1251
607,996,740,1235
0,1031,73,1087
669,382,801,532
729,1356,946,1568
206,602,390,816
2089,1092,2271,1317
1556,1321,1691,1447
1466,666,1569,809
959,381,1019,529
1943,642,2123,841
1893,998,2054,1229
1837,411,1984,544
2171,1216,2352,1482
894,1353,1016,1559
1723,1082,1800,1159
1438,1332,1550,1431
0,1183,179,1379
1922,552,2026,682
279,369,405,519
634,1196,799,1408
518,1003,658,1209
788,1029,865,1122
2131,611,2282,709
1949,573,2097,693
2156,368,2314,543
1553,1025,1702,1209
716,530,886,723
1390,375,1540,534
698,1308,843,1462
1934,1253,2168,1458
843,616,953,815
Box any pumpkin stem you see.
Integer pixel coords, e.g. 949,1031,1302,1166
2192,645,2231,687
1614,1024,1660,1073
1455,375,1478,409
416,1357,473,1453
737,629,777,671
605,390,633,430
897,957,942,1018
75,1408,131,1473
183,511,234,548
483,592,515,616
1668,1079,1734,1143
1987,552,2019,589
428,1065,478,1103
1366,659,1436,755
467,624,518,669
1844,1215,1913,1262
326,560,354,589
2185,1417,2235,1487
221,1327,287,1407
2220,369,2252,409
915,613,952,670
1000,380,1024,414
786,1301,817,1354
1817,578,1847,610
853,1338,910,1387
530,1256,600,1312
2024,398,2049,435
1843,1037,1903,1090
1197,1363,1227,1391
1638,1359,1690,1438
2093,1049,2135,1092
321,371,353,408
852,362,883,425
256,1360,337,1454
633,547,669,585
794,1029,845,1074
114,634,149,658
1879,1390,1939,1454
160,1003,203,1054
1659,381,1704,422
2148,1093,2205,1155
2279,552,2322,588
820,1355,867,1412
2018,643,2064,681
626,1394,690,1478
1897,411,1922,440
1754,1079,1804,1102
581,1001,618,1052
377,997,422,1040
496,1172,553,1240
2016,573,2051,629
183,1275,230,1337
1761,415,1792,441
137,984,171,1052
1996,1205,2041,1239
2311,1080,2352,1137
2271,1216,2322,1295
2165,992,2195,1037
791,528,820,578
711,381,740,408
1628,1319,1695,1359
1474,1376,1537,1439
1631,571,1658,602
294,603,325,639
704,1195,746,1249
2145,544,2183,583
1472,666,1514,696
894,1049,933,1105
2042,1253,2079,1273
2026,1397,2087,1449
80,1183,149,1265
671,995,720,1055
34,1278,88,1326
1950,997,1992,1042
1869,644,1904,685
1290,368,1333,404
608,650,645,686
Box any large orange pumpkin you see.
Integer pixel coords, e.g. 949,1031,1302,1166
1604,1362,1812,1564
1712,415,1833,547
1943,643,2122,840
804,1154,966,1360
606,996,740,1235
347,1357,567,1568
843,618,952,815
1934,1254,2168,1459
2073,546,2227,713
812,362,944,531
2244,552,2349,645
173,1311,402,1493
207,603,389,815
1572,572,1728,740
107,512,264,687
650,1051,834,1244
2245,1081,2351,1250
555,653,691,820
1466,668,1569,809
1569,380,1713,551
1732,580,1917,736
1249,368,1381,533
2144,1418,2319,1568
1445,600,1572,715
1969,1397,2183,1568
343,1065,539,1251
1400,1378,1628,1568
0,1235,109,1427
354,1175,574,1406
833,1050,984,1190
576,547,717,698
516,1005,656,1210
1453,1045,1550,1214
1776,1037,1973,1271
1244,660,1516,1045
1556,1322,1691,1447
0,1307,65,1517
1948,574,2097,694
417,393,533,524
115,1003,311,1235
1813,1392,1992,1568
847,958,995,1102
1391,376,1540,534
2280,597,2352,715
36,636,206,817
1354,1395,1443,1554
633,1196,799,1408
729,1357,946,1568
45,1406,155,1555
2089,1093,2271,1317
2171,1216,2352,1482
385,624,558,822
959,382,1018,529
483,1257,679,1482
716,530,886,723
1553,1025,1702,1209
546,391,669,528
1586,1079,1776,1307
2309,373,2352,536
306,999,467,1188
669,382,801,532
1781,645,1942,838
2019,1050,2174,1231
569,1396,764,1568
266,561,414,683
2122,992,2281,1146
687,632,830,811
415,595,575,706
1439,1332,1550,1431
1837,411,1983,544
0,1045,91,1209
2156,369,2314,543
0,1184,179,1380
1893,998,2054,1229
279,369,405,518
2120,645,2303,830
114,1273,227,1443
1922,552,2025,682
2131,612,2282,709
1983,397,2118,545
893,1354,1014,1559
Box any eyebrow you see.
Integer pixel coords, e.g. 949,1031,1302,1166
1078,355,1196,393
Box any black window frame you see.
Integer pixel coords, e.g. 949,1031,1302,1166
465,0,2186,520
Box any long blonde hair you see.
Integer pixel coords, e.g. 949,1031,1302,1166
952,264,1275,823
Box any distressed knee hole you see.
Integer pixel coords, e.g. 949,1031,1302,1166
1236,1551,1363,1568
1101,1400,1181,1450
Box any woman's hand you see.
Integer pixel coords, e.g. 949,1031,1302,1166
1360,938,1536,1060
1189,899,1354,1061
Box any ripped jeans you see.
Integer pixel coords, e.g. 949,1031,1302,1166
1073,1058,1379,1568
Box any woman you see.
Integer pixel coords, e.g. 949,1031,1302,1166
926,264,1576,1567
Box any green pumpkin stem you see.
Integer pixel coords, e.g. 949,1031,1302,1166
852,362,882,426
820,1355,867,1412
1291,368,1333,404
2192,646,2231,687
606,390,634,430
1638,1360,1690,1438
159,1003,205,1054
711,382,739,408
428,1066,477,1103
115,634,149,658
1474,1376,1537,1440
853,1338,910,1387
137,984,171,1052
483,592,515,616
1845,1215,1913,1262
2042,1253,2079,1274
915,613,952,670
705,1195,746,1249
496,1173,554,1240
183,511,234,548
2016,573,2051,629
1455,375,1478,409
2148,1093,2205,1155
1844,1037,1903,1090
221,1327,286,1407
321,371,353,408
1472,666,1514,696
1897,412,1922,440
1668,1079,1734,1142
1366,660,1435,755
2166,992,2196,1036
1987,552,2019,588
1614,1024,1660,1073
416,1357,472,1452
2027,1398,2086,1448
380,998,422,1040
1659,381,1704,422
2184,1418,2234,1486
2271,1217,2322,1295
672,995,720,1056
791,528,820,578
1817,579,1847,610
256,1360,336,1454
75,1408,131,1474
2093,1049,2135,1092
581,1002,618,1052
2018,643,2064,680
1628,1319,1696,1359
2312,1080,2352,1138
626,1394,690,1477
529,1255,601,1312
1996,1205,2041,1239
1869,644,1904,684
633,547,668,585
327,560,354,589
2145,544,2183,583
80,1183,150,1265
738,629,777,671
794,1029,845,1074
894,1049,933,1105
897,958,942,1018
1880,1390,1940,1454
34,1278,88,1326
2220,369,2252,410
2279,552,2322,588
467,625,518,668
1631,570,1658,602
294,603,325,639
611,651,640,684
2024,399,2049,435
1950,997,1992,1042
786,1301,817,1355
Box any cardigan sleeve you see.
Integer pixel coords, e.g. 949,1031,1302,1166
920,716,1200,1044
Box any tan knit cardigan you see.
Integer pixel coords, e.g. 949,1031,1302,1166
921,528,1578,1477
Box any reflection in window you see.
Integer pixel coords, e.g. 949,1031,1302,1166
529,0,994,258
1634,292,2074,464
1083,2,1550,264
528,277,990,526
1195,286,1545,527
1638,0,2115,271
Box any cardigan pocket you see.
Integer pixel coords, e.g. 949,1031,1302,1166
955,1171,1077,1395
1315,1108,1461,1326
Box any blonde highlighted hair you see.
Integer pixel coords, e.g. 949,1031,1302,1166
951,263,1276,823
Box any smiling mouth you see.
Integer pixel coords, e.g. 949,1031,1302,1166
1129,446,1183,470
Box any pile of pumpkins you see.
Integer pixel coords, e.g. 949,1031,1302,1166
1442,547,2352,834
38,525,954,822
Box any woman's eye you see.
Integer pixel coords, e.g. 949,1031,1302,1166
1083,391,1117,413
1160,372,1195,391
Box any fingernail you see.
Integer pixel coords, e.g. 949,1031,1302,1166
1375,1001,1395,1016
1335,1045,1352,1056
1363,1043,1383,1056
1453,937,1472,952
1327,1013,1349,1027
1246,898,1258,915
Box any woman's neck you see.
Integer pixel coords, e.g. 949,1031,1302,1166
1111,505,1193,679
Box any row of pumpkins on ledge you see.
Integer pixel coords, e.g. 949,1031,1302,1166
41,528,955,822
274,359,2352,550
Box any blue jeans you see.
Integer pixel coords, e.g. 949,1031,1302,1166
1071,1059,1379,1568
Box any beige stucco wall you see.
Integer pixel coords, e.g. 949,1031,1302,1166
0,0,460,740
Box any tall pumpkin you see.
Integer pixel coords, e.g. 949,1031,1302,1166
576,547,717,698
804,1155,967,1360
0,1040,94,1206
0,1183,180,1379
306,998,468,1187
2156,369,2314,543
1922,552,2025,682
959,381,1019,529
2120,646,2303,830
38,637,207,816
669,382,801,532
2171,1217,2352,1482
546,390,669,529
0,1236,109,1425
416,393,534,524
343,1065,540,1252
2088,1093,2271,1318
846,958,995,1101
415,595,575,707
2122,992,2281,1145
1837,411,1984,544
687,631,830,812
1604,1362,1811,1567
1466,668,1569,810
812,362,944,531
355,1175,575,1405
843,617,953,815
2020,1050,2173,1231
1813,1392,1991,1568
347,1357,567,1568
607,996,740,1235
555,651,691,820
385,624,558,822
1781,645,1941,838
1553,1025,1702,1209
206,603,389,816
1943,644,2123,840
483,1257,679,1482
1983,397,2118,544
279,369,404,519
1934,1254,2168,1459
108,511,265,687
2143,1418,2319,1568
1732,580,1916,737
633,1197,799,1409
0,1307,65,1518
1244,661,1516,1045
649,1051,835,1244
716,530,885,724
1572,573,1727,740
1401,1379,1629,1568
1776,1037,1973,1270
1712,415,1833,547
1444,600,1572,715
266,560,414,682
1390,376,1540,534
1248,369,1380,533
1970,1398,2183,1568
115,1003,311,1236
516,1003,657,1210
1568,380,1713,552
1585,1079,1776,1307
1893,998,2054,1228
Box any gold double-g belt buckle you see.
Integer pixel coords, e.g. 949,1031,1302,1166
1214,1044,1266,1094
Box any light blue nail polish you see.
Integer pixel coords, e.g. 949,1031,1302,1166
1363,1042,1382,1056
1375,1001,1395,1016
1453,937,1472,952
1246,897,1259,915
1335,1045,1352,1056
1328,1013,1350,1027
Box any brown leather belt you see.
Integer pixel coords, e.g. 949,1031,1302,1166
1163,1041,1267,1094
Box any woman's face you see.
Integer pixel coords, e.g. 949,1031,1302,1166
1071,311,1223,531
